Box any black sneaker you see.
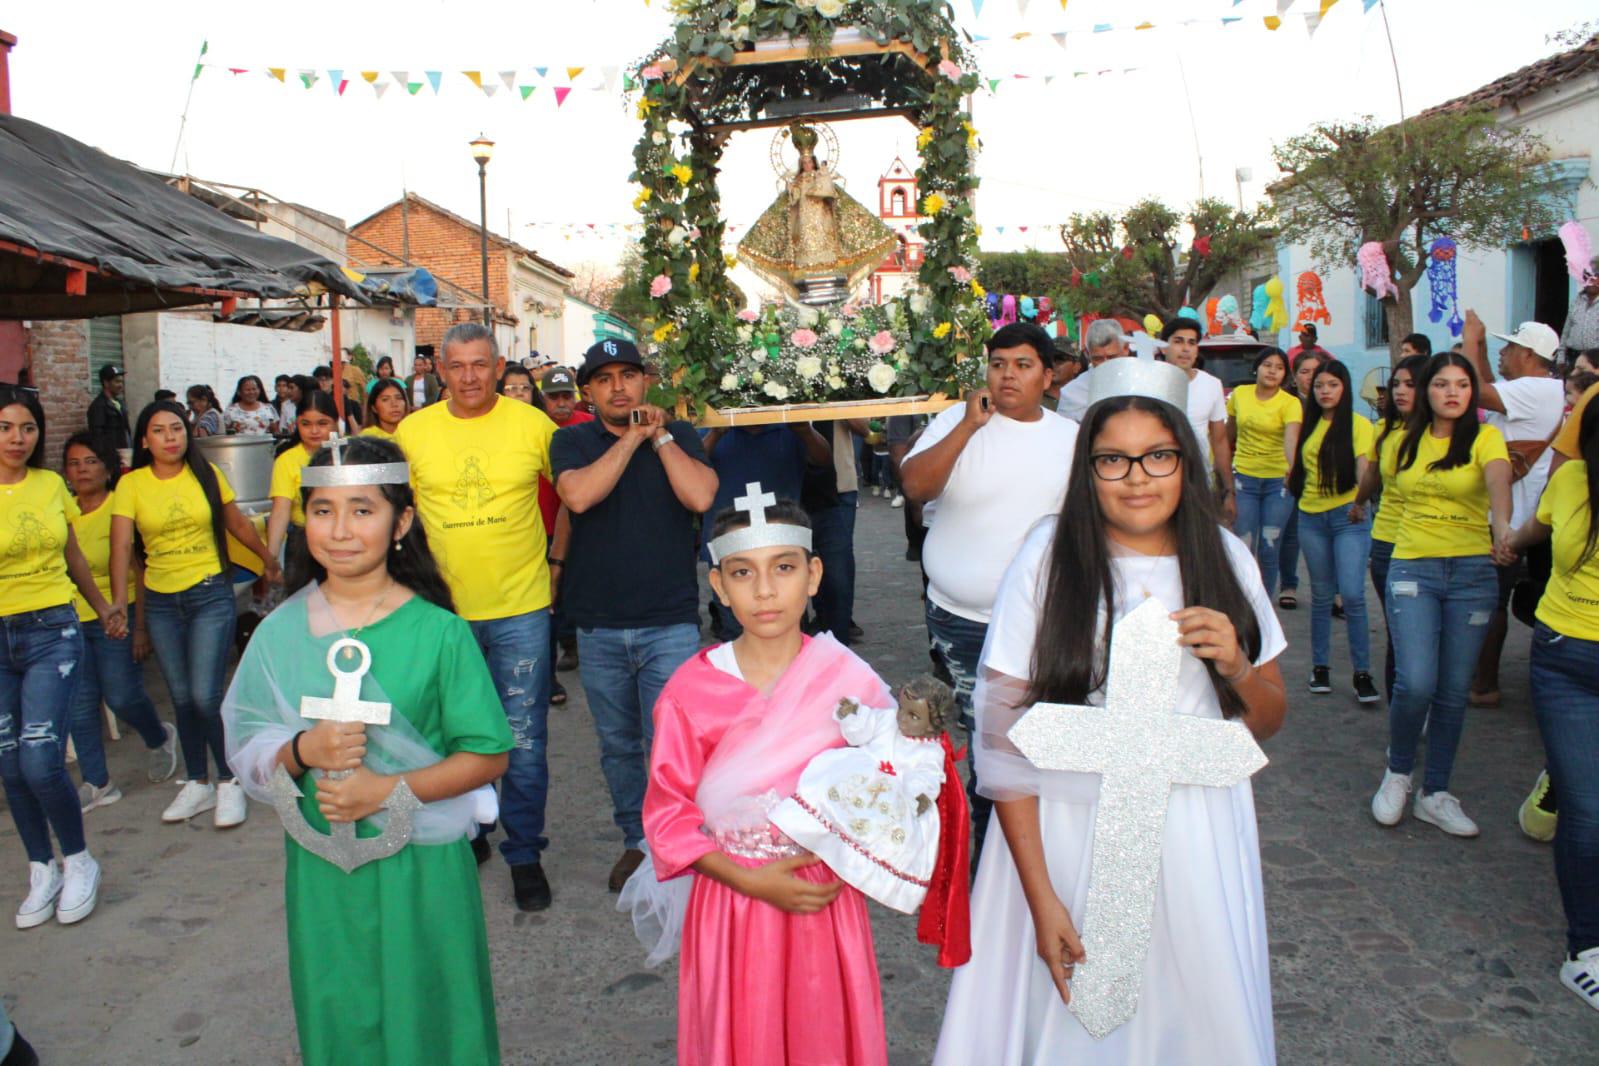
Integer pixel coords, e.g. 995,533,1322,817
1308,666,1332,694
511,862,552,912
556,644,579,672
2,1028,39,1066
1353,672,1381,705
1331,600,1346,620
550,677,567,705
471,832,492,866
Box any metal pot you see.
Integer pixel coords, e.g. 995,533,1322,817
193,433,276,507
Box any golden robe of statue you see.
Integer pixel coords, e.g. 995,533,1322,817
738,125,898,304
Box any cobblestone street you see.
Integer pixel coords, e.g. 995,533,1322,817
3,497,1593,1064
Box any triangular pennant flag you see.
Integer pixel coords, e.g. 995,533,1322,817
987,78,1000,92
535,66,549,79
1363,0,1379,9
566,67,585,81
1321,0,1340,13
1052,31,1068,48
1277,0,1294,12
520,85,536,100
391,70,408,87
268,67,286,82
373,82,390,99
482,83,499,97
336,79,349,96
602,65,620,92
407,81,424,95
426,71,442,93
361,71,379,83
1092,23,1111,32
971,0,983,16
623,74,636,91
500,70,517,91
228,67,248,75
554,86,572,106
996,226,1006,234
1044,74,1055,85
1017,0,1029,15
1304,12,1322,35
1222,16,1241,24
327,68,343,88
463,71,483,88
299,70,319,89
1135,21,1153,30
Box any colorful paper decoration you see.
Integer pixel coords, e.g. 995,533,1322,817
1204,297,1221,335
998,294,1018,327
1262,277,1289,333
1559,220,1593,284
1143,313,1163,336
1426,238,1464,338
1357,241,1399,300
1216,294,1242,334
1294,272,1331,331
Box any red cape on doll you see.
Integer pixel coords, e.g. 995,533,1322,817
917,732,972,967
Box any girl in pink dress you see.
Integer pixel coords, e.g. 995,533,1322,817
634,491,892,1066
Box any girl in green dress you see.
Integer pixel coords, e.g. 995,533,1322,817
223,436,511,1065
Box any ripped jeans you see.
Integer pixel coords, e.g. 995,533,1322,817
1385,555,1498,794
1233,474,1295,596
0,605,88,863
470,609,551,866
926,601,993,858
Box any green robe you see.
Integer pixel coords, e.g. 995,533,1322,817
268,596,512,1065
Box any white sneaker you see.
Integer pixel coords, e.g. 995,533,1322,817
872,485,882,497
1560,946,1599,1013
57,850,100,925
1414,790,1479,837
1371,769,1412,826
78,779,123,813
162,780,217,823
15,860,61,929
147,721,179,783
214,780,248,829
890,493,905,509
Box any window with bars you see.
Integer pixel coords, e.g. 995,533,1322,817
1363,292,1390,349
87,317,124,386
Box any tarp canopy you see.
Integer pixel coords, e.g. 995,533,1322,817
0,113,365,319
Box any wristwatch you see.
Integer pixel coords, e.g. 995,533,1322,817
651,430,674,451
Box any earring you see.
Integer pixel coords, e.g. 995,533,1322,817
393,540,404,552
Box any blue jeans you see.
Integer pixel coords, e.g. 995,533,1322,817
1279,508,1301,593
1232,474,1294,596
1386,556,1497,793
68,609,168,788
143,575,235,782
469,610,551,866
1297,506,1372,672
1530,623,1599,955
811,491,858,645
0,605,87,863
578,623,701,849
1369,537,1397,698
926,601,992,857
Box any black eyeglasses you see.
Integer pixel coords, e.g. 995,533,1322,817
1090,449,1182,481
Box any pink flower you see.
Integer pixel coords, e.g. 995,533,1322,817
948,265,972,284
641,64,664,81
868,330,896,355
736,309,760,322
938,59,963,81
840,302,860,319
790,328,819,349
650,274,672,298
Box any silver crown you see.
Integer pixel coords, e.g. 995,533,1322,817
708,481,813,565
1086,357,1189,412
299,435,411,488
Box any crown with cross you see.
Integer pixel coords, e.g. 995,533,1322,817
707,481,813,565
299,434,411,488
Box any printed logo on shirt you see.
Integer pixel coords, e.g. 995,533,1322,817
6,510,58,558
451,450,497,510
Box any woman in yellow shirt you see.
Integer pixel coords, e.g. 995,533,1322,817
111,400,279,830
1503,398,1599,1007
1369,354,1511,840
1226,348,1302,597
1289,360,1378,702
267,389,338,566
361,377,409,441
1,386,119,928
62,433,179,815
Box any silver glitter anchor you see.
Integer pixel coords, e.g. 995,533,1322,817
1007,597,1268,1039
268,637,422,874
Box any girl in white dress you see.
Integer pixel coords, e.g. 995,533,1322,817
934,362,1289,1065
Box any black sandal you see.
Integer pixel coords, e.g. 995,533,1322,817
1278,591,1297,610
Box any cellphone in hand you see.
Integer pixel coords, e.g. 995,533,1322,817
630,408,647,425
980,395,991,412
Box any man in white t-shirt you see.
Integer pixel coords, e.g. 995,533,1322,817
1057,318,1132,422
1462,311,1564,705
1160,316,1236,524
901,321,1079,858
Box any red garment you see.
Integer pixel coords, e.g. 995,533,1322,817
1285,344,1333,367
538,409,595,536
917,732,971,968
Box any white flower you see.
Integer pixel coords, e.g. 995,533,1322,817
853,338,866,350
720,373,739,390
764,381,790,401
867,363,897,394
796,305,820,326
827,361,840,374
795,355,823,380
750,347,768,361
826,318,844,336
815,0,845,16
908,292,929,314
737,325,753,342
795,0,816,8
752,370,765,384
651,131,666,145
667,227,688,247
737,0,756,16
827,374,845,390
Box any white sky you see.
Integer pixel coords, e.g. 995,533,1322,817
7,0,1594,280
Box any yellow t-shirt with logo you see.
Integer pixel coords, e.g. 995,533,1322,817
1368,429,1407,544
0,468,79,615
111,464,236,594
1227,384,1303,479
1536,461,1599,641
1298,414,1375,514
395,397,558,621
1392,424,1509,560
271,444,315,527
71,498,118,623
360,425,396,442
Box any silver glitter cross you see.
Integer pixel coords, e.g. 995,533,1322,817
733,482,777,529
1007,596,1267,1039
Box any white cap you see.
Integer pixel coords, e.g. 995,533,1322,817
1087,358,1189,411
1491,321,1559,361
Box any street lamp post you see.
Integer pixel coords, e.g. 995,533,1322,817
470,134,495,328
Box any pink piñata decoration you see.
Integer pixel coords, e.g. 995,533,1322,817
1357,242,1398,300
1560,220,1593,284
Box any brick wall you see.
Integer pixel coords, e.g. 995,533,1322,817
25,320,91,470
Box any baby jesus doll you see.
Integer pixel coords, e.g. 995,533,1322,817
771,677,969,928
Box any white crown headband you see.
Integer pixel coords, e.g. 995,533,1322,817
1087,355,1190,411
300,436,411,488
708,481,813,565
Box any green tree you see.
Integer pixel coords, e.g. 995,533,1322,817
609,240,652,331
975,250,1077,297
1058,197,1275,322
1271,109,1562,360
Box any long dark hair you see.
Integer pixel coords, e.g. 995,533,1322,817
232,375,268,405
1397,352,1482,474
1027,396,1263,718
1573,397,1599,573
276,388,339,457
62,431,121,492
365,377,409,429
286,436,455,613
130,400,230,574
498,363,549,413
1378,354,1431,450
1290,360,1357,499
0,383,47,467
186,384,221,412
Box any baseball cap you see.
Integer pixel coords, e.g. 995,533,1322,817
99,364,124,382
576,338,645,385
1299,323,1318,339
1491,321,1559,362
542,367,577,394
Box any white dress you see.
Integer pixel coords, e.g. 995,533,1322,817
933,520,1285,1065
769,700,947,914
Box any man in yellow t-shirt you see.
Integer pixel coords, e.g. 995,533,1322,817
394,321,557,912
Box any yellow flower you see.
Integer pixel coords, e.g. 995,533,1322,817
653,322,676,343
975,225,983,237
916,126,935,149
672,164,693,185
632,188,652,211
725,254,739,269
689,262,701,282
636,98,657,119
922,193,946,215
971,280,986,299
933,322,952,339
964,121,979,147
